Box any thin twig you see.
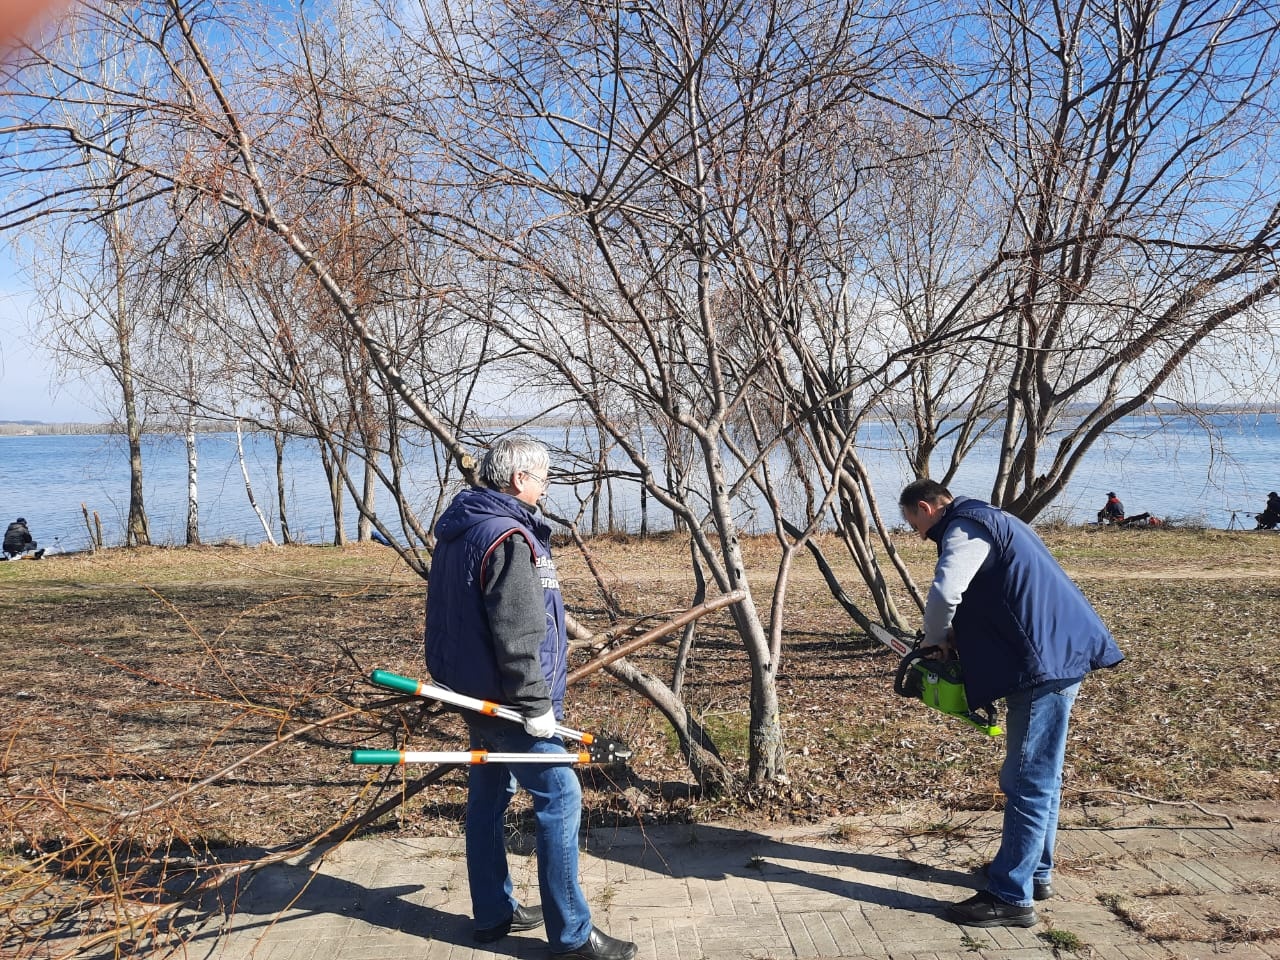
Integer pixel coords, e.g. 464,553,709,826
1065,788,1235,829
118,699,412,820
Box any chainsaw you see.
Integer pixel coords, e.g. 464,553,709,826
351,669,633,767
867,624,1002,737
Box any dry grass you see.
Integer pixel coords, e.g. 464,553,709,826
1098,895,1280,944
1206,907,1280,943
2,528,1279,956
4,530,1279,834
1096,892,1205,941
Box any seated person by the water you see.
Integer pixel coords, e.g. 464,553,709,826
1095,493,1161,528
1097,492,1125,524
1257,491,1280,530
3,517,43,559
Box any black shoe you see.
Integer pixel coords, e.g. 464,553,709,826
946,890,1038,928
32,549,44,560
552,925,638,960
977,863,1053,901
473,903,543,943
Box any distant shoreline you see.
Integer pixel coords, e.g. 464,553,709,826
3,404,1278,437
0,416,558,437
0,422,120,436
0,420,257,437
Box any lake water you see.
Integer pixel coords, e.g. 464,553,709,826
1,411,1277,553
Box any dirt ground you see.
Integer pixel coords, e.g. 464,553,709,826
1,525,1278,854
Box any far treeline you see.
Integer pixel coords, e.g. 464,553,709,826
3,0,1279,784
0,418,268,435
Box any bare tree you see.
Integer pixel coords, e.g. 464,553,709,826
856,126,1011,487
8,0,1279,796
320,0,926,781
919,0,1280,519
18,157,158,545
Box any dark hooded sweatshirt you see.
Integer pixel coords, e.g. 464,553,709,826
3,520,33,555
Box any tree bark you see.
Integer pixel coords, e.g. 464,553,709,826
184,405,199,546
236,419,277,546
273,428,292,545
110,211,149,547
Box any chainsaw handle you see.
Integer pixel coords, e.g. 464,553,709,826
893,647,953,697
893,649,1003,737
893,651,921,698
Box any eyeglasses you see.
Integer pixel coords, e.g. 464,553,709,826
521,471,549,489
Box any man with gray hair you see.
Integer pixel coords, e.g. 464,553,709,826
425,436,636,960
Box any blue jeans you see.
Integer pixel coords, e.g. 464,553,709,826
465,723,592,951
986,677,1082,907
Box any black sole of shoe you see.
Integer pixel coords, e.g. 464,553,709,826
948,912,1038,928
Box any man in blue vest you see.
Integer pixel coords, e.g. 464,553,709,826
426,436,636,960
898,479,1124,928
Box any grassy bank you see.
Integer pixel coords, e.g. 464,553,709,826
1,527,1278,851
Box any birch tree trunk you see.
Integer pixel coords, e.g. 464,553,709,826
184,404,199,546
359,451,375,542
235,419,277,546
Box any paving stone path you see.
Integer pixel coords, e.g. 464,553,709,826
191,802,1280,960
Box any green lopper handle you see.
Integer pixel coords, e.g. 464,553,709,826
370,670,420,695
352,749,404,764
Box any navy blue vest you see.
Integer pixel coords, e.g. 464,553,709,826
927,497,1123,706
425,486,568,717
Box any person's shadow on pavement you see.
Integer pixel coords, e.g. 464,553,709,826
178,820,980,959
585,821,979,917
180,846,549,960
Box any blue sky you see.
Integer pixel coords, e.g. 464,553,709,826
0,242,101,423
0,0,311,426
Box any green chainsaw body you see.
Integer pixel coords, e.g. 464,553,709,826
894,649,1003,737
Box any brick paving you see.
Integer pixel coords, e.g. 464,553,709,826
185,802,1280,960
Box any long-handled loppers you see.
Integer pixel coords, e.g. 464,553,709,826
353,748,595,766
352,669,633,766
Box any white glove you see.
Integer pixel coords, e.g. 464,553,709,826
522,707,558,739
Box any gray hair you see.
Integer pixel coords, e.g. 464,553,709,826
479,436,550,490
